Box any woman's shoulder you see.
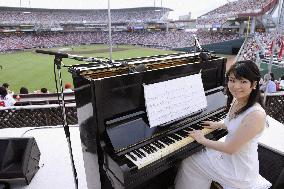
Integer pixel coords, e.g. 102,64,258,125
248,103,265,111
243,103,266,119
241,104,266,131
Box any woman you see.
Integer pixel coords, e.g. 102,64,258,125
0,86,16,107
175,60,271,189
260,74,276,93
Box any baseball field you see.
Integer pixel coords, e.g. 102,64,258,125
0,44,177,93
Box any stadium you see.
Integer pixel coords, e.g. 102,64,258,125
0,0,284,189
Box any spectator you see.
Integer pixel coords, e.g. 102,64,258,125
279,75,284,90
0,86,16,107
40,88,49,94
64,83,73,93
259,77,264,87
260,74,276,93
19,87,29,94
2,82,14,95
270,72,275,82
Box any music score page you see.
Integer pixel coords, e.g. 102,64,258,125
144,73,207,128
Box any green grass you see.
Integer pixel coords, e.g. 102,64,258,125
0,45,177,93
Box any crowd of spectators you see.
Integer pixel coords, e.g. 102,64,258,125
197,0,272,26
238,32,283,61
259,72,284,93
0,7,168,29
0,30,240,52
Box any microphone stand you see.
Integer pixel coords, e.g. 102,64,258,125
53,55,78,189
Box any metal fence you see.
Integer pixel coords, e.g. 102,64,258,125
0,104,78,129
265,92,284,124
1,94,283,129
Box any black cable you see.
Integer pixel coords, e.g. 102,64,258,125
20,125,79,137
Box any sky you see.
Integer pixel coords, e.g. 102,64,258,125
0,0,228,19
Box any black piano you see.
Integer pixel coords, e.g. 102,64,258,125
69,52,228,189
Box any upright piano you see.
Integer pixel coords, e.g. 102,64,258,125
69,52,228,189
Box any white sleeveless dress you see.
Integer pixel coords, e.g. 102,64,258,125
175,104,271,189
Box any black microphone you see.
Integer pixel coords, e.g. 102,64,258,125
129,64,147,73
35,49,69,58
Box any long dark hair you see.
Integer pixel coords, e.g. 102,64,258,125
226,60,263,116
0,86,7,98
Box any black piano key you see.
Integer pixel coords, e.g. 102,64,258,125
176,130,189,137
190,123,203,130
160,138,171,145
184,127,193,132
156,141,165,148
210,115,220,121
148,145,157,152
165,137,175,144
135,149,144,158
127,152,137,161
133,150,143,158
149,144,158,152
149,146,156,153
196,123,203,128
137,149,146,157
141,146,149,154
175,132,185,138
167,136,177,142
152,142,162,149
143,145,151,153
144,145,153,154
171,134,182,140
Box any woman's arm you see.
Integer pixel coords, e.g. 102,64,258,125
191,110,266,155
202,120,227,129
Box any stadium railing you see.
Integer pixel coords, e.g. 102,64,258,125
265,91,284,124
0,103,78,129
13,92,75,106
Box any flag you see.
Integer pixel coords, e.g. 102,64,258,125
278,39,284,60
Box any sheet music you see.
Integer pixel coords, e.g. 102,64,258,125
144,73,207,128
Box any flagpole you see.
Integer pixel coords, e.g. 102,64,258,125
246,16,250,36
108,0,112,62
264,37,275,104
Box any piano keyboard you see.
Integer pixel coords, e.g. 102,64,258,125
125,112,226,169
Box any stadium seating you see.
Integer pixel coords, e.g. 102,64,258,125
0,30,240,52
0,7,169,28
197,0,274,27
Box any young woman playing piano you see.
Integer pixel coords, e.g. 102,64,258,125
175,60,271,189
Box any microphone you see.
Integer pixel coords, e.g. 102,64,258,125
35,49,69,58
134,64,147,72
129,64,147,73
